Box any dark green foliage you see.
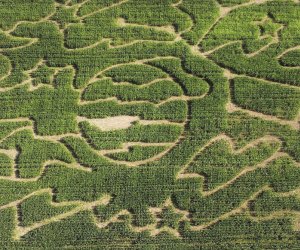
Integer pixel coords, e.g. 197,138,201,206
202,0,300,88
79,99,187,122
0,68,79,135
0,32,29,48
179,0,219,45
148,58,210,96
0,179,39,206
19,192,77,227
65,0,191,48
0,153,13,176
210,43,300,86
0,121,31,140
82,78,183,103
185,157,300,225
158,206,182,229
217,0,251,6
0,208,16,242
18,211,139,249
280,49,300,67
62,136,113,169
186,139,280,190
0,0,299,248
0,0,55,30
251,190,300,217
31,64,55,86
107,145,168,162
50,5,79,28
233,77,300,119
65,9,177,48
0,55,10,80
226,112,300,161
0,130,74,178
79,121,182,150
77,0,123,17
180,216,299,249
104,64,168,85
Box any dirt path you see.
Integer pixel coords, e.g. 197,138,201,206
77,116,139,131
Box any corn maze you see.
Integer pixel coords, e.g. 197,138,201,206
0,0,299,249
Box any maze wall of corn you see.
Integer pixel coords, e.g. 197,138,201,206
0,0,299,249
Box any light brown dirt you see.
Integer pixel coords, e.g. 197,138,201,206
77,116,139,131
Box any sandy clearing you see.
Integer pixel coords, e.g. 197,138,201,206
139,119,184,126
77,116,139,131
